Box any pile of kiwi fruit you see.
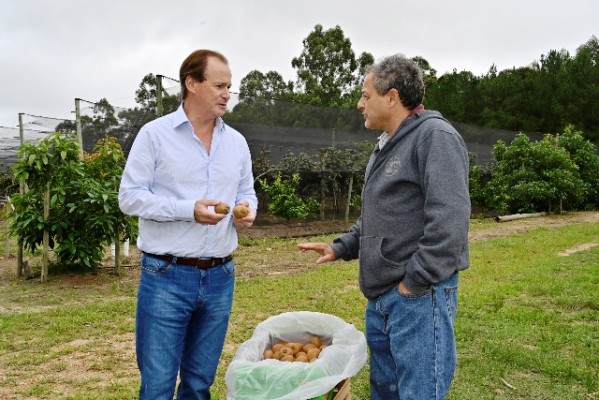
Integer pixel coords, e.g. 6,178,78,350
262,335,328,363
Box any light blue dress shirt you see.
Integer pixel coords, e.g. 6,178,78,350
118,105,257,258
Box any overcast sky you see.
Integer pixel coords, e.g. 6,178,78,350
0,0,597,129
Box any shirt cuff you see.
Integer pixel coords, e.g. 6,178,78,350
174,200,197,221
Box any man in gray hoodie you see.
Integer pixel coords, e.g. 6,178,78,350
298,54,470,400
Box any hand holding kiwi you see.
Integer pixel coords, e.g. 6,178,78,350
233,203,250,219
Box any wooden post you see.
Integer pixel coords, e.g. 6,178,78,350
3,202,10,259
41,181,50,282
494,212,546,222
17,113,24,277
344,175,353,223
75,98,83,154
156,74,164,117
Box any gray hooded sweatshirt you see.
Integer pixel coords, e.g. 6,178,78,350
331,109,471,299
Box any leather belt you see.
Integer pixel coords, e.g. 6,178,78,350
144,253,233,269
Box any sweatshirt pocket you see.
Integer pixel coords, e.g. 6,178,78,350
359,236,407,293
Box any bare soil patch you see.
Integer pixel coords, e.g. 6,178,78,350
558,242,598,256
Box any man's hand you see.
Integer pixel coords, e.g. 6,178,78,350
232,201,256,229
194,199,228,225
398,280,413,295
297,242,336,264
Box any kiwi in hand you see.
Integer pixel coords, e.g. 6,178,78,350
233,204,250,218
214,202,231,214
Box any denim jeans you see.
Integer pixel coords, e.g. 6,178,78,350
366,273,459,400
136,254,235,400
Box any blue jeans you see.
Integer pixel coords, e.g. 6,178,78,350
136,254,235,400
366,273,459,400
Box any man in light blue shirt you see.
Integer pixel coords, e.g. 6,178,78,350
119,49,257,400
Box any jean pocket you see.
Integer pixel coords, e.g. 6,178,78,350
221,261,235,277
141,254,172,273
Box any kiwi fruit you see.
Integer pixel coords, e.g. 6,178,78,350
233,204,250,218
263,349,274,359
309,335,323,348
279,347,293,357
302,343,316,352
214,202,230,214
262,335,328,363
288,342,303,355
306,347,320,361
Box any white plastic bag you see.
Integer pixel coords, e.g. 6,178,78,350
225,311,367,400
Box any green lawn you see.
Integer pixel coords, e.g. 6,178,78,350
0,219,597,399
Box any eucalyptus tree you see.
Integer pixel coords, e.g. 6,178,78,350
229,70,293,125
118,73,180,152
291,24,373,109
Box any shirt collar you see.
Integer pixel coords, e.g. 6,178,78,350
173,104,188,129
173,103,226,132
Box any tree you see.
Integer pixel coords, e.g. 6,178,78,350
413,56,438,92
291,24,372,109
229,71,294,126
9,133,135,274
238,70,292,103
232,24,373,131
568,36,599,141
484,133,584,214
80,98,121,151
425,69,480,124
557,125,599,209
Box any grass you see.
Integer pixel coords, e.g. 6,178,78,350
0,219,598,399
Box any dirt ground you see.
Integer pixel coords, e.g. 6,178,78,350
238,211,599,242
1,211,598,279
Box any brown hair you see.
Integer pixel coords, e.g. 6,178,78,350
179,49,228,99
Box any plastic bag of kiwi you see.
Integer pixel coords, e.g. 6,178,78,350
225,311,367,400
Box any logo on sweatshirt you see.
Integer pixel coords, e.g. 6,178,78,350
385,155,401,176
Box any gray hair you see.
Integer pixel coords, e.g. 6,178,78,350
365,54,425,110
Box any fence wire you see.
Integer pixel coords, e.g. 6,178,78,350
1,82,539,172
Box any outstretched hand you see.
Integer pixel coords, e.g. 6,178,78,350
297,242,336,264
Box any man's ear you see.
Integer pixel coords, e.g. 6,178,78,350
387,88,401,107
185,76,196,94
